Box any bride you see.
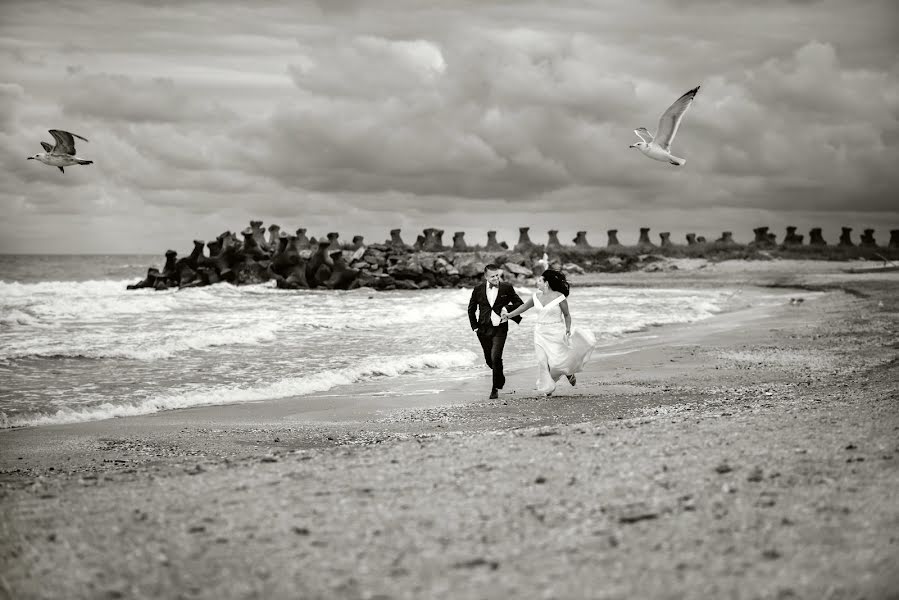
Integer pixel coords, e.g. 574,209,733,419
501,269,597,396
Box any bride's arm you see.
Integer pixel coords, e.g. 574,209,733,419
560,299,572,335
502,297,534,321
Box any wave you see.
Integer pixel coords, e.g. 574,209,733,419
0,279,136,294
0,320,283,361
0,308,56,329
2,350,478,428
295,299,467,330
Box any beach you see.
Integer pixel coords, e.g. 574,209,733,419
1,260,897,599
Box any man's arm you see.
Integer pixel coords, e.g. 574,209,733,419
468,287,479,330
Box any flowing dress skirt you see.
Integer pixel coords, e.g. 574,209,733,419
534,322,597,395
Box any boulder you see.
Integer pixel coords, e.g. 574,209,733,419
454,254,486,278
515,227,535,253
388,228,409,249
327,232,341,251
305,241,334,287
809,228,827,246
271,237,302,277
637,227,655,249
860,229,877,248
422,228,444,252
234,260,271,285
294,228,311,249
716,231,736,245
783,226,803,246
127,267,161,290
387,254,424,279
159,249,178,281
324,250,360,290
452,232,468,252
839,227,854,247
546,230,562,249
485,231,504,252
267,225,281,250
249,220,270,252
240,228,270,260
750,226,775,247
503,262,533,279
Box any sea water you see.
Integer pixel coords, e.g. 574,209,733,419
0,255,773,428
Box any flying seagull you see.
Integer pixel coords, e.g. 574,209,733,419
629,86,700,166
27,129,93,173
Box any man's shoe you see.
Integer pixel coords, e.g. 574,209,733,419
489,388,499,399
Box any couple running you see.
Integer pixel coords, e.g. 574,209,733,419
467,264,597,399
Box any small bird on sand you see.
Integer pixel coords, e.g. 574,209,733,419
27,129,93,173
630,86,700,166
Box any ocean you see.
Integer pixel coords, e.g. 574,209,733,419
0,255,776,428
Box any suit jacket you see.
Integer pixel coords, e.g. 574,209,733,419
468,281,524,335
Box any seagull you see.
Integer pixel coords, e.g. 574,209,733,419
630,86,700,166
27,129,93,173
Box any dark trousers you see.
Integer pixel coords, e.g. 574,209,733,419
477,329,507,390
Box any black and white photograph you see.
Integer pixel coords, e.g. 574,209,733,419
1,1,897,598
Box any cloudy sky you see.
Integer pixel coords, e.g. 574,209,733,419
1,0,897,254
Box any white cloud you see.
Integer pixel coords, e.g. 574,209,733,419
0,0,897,253
59,72,236,124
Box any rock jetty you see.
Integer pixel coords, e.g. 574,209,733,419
127,223,899,291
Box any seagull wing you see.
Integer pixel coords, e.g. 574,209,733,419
40,141,53,152
634,128,653,143
48,129,89,155
655,86,699,151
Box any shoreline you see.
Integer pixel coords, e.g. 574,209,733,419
0,280,787,440
1,263,897,599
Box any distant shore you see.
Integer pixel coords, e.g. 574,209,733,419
1,260,897,599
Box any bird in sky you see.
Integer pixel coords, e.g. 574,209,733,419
629,86,700,166
27,129,93,174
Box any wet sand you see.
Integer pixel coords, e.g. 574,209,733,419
1,260,897,599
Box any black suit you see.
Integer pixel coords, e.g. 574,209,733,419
468,281,524,390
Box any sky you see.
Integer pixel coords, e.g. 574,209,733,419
1,0,898,255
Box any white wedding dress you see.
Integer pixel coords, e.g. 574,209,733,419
533,292,597,395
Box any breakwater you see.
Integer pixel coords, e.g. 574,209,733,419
127,223,899,291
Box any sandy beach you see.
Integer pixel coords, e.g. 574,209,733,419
1,260,897,600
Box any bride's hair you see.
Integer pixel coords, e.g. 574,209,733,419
541,269,570,297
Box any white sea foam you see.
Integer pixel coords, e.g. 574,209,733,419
3,350,478,427
300,299,466,330
1,275,754,429
0,279,135,296
0,320,282,361
0,308,54,329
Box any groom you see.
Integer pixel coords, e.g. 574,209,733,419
468,264,524,399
